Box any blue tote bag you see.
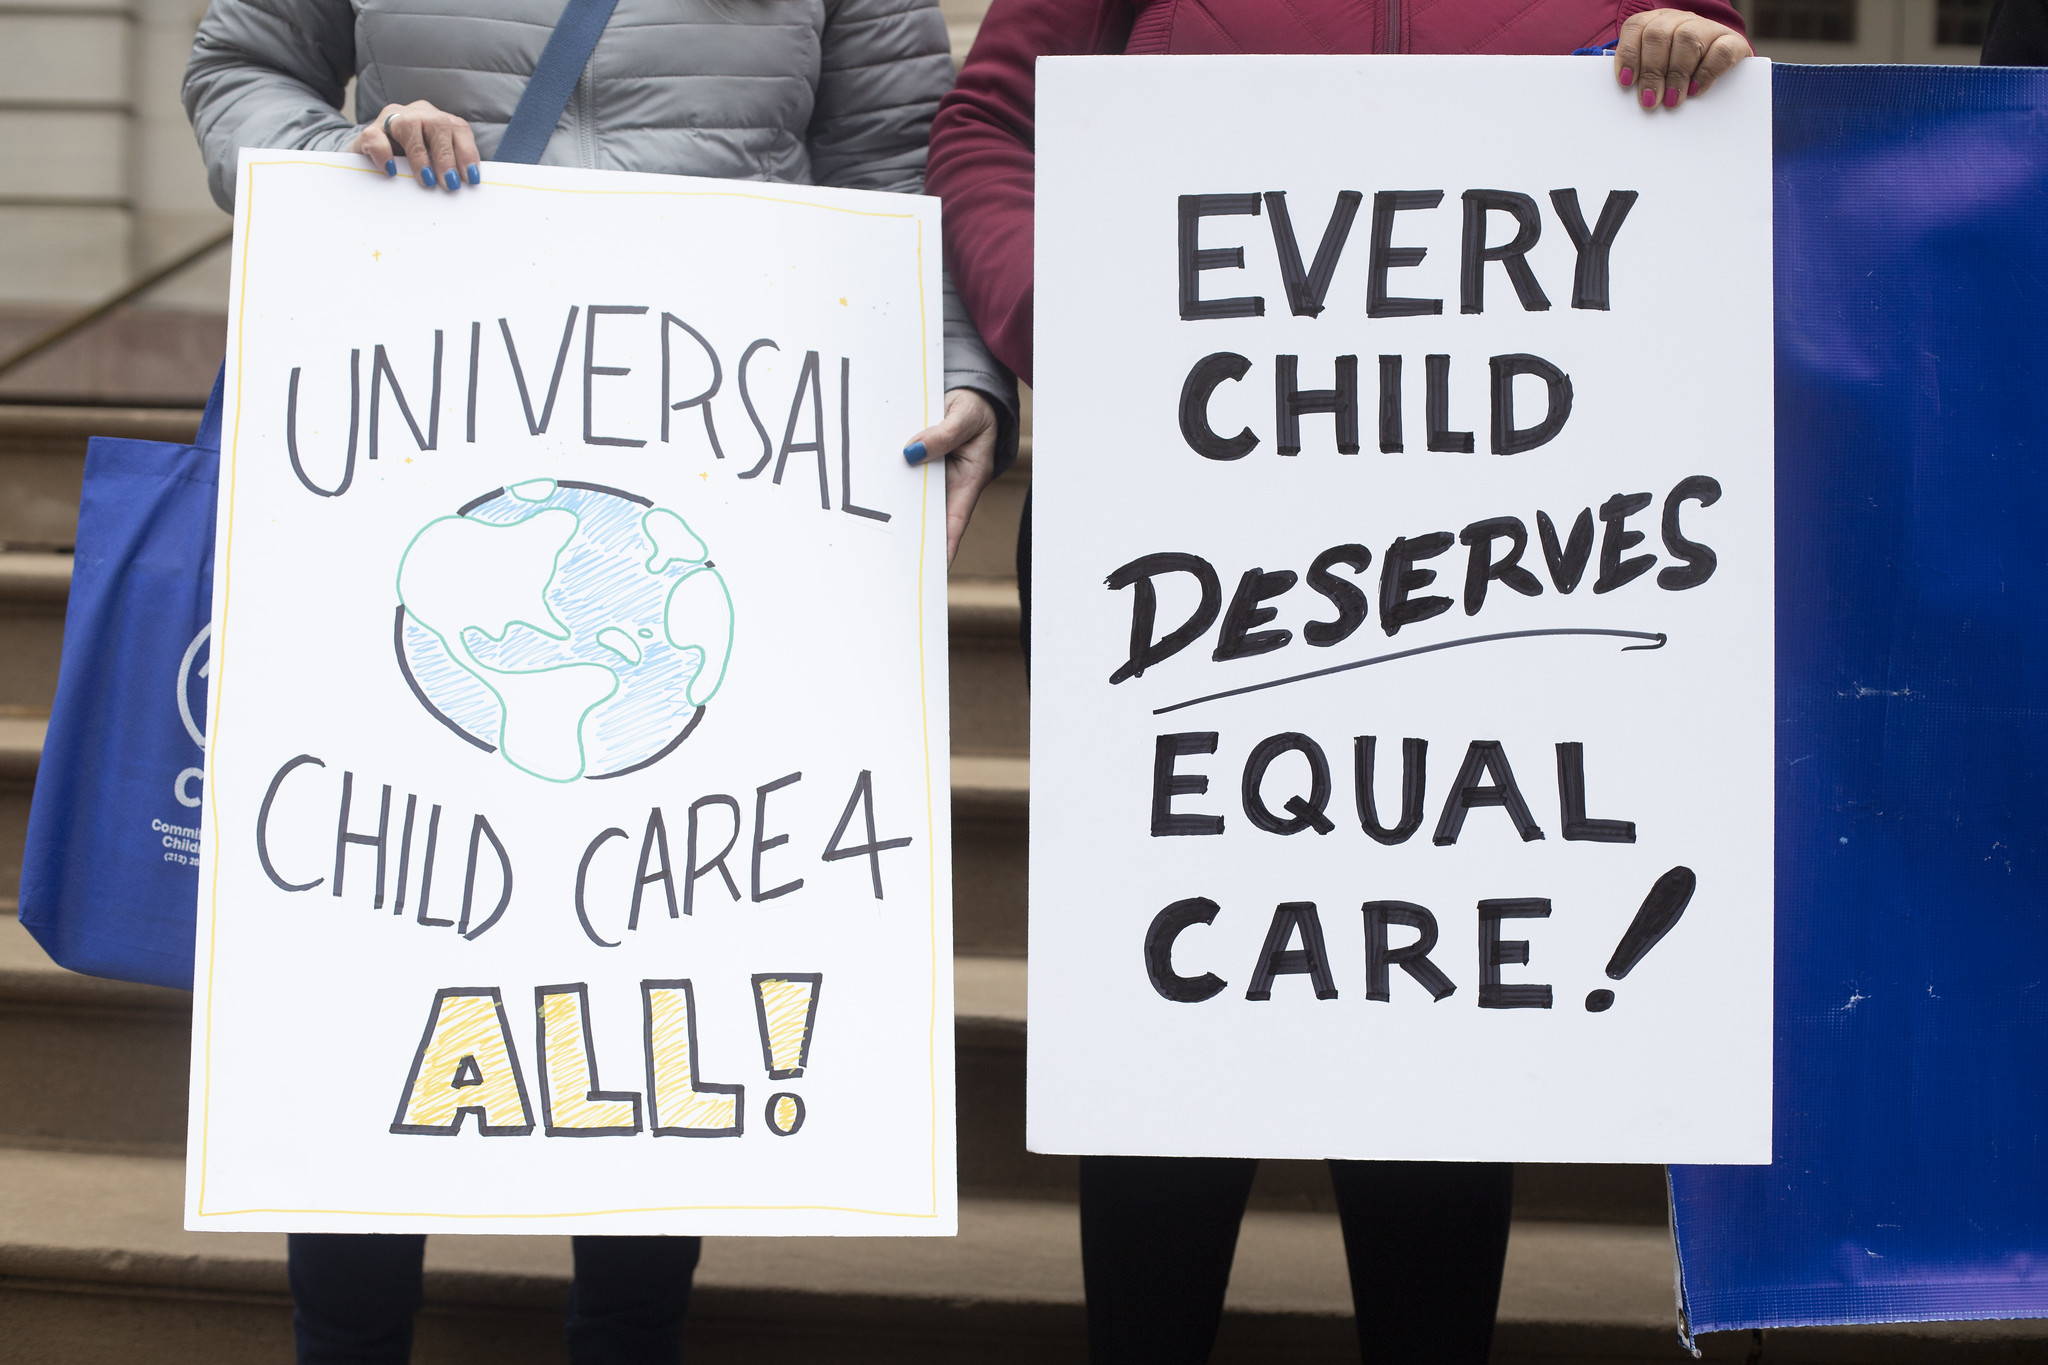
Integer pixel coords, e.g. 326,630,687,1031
18,372,221,990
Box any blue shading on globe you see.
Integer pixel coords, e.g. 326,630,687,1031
394,478,733,782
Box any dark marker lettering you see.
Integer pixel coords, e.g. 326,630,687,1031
821,768,912,899
500,308,579,436
256,753,326,892
629,806,678,929
1433,740,1545,845
1354,736,1427,845
1275,354,1359,456
1178,352,1259,460
333,770,391,907
1489,353,1573,455
1303,544,1371,647
1478,898,1553,1009
1264,189,1364,317
1242,732,1332,836
369,331,442,461
1460,190,1551,314
1178,194,1266,321
1145,897,1227,1002
772,350,830,508
659,313,724,454
1106,552,1222,683
684,794,742,915
1658,475,1722,589
1425,354,1473,453
1377,355,1403,453
1152,732,1225,837
1548,189,1639,311
1362,900,1456,1001
1379,532,1455,637
1459,516,1544,615
1366,190,1446,318
751,772,803,902
735,338,780,478
1536,509,1595,593
1595,491,1657,594
1556,741,1636,843
583,305,649,448
1246,902,1339,1001
285,354,360,498
1214,567,1297,661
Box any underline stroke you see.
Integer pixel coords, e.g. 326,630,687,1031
1150,628,1668,716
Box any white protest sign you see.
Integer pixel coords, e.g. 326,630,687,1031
186,152,954,1233
1030,57,1772,1164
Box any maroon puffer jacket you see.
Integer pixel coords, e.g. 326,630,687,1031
927,0,1746,384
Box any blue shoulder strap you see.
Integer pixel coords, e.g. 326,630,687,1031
496,0,621,165
195,366,225,452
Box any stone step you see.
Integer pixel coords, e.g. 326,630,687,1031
0,1146,1843,1365
0,552,70,712
0,405,208,550
950,447,1029,583
5,1142,2037,1365
0,550,1027,750
0,716,42,904
0,913,1661,1224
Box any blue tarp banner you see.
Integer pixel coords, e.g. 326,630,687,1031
1671,64,2048,1337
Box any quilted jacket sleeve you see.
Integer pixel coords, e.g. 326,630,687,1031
183,0,361,212
812,0,1019,471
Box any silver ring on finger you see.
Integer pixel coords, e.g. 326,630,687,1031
383,113,400,146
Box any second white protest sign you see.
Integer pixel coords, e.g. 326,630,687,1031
1030,56,1773,1164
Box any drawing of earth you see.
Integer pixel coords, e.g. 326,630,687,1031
394,478,732,783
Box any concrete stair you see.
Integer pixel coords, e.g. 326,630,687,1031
5,380,2039,1359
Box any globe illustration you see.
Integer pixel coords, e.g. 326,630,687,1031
393,478,733,782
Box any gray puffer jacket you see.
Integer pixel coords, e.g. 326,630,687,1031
182,0,1016,463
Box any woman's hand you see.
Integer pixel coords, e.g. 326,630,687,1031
904,389,1002,567
1614,9,1753,112
352,101,482,191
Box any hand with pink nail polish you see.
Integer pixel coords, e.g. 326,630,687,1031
1613,7,1752,113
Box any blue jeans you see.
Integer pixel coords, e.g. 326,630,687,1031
287,1232,703,1364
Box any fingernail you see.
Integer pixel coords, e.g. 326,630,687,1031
1619,66,1634,86
443,168,459,191
1664,86,1680,108
903,441,927,466
1640,87,1657,109
467,164,480,186
1688,80,1701,97
384,159,397,177
418,166,434,187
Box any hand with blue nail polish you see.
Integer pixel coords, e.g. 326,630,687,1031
352,100,482,194
902,388,1002,566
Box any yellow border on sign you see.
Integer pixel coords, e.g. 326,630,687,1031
196,157,945,1225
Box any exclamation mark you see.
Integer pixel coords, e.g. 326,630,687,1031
1585,866,1697,1012
752,973,822,1136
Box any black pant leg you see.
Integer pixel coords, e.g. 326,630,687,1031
1079,1153,1258,1365
1328,1160,1514,1365
287,1233,426,1365
564,1235,703,1365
